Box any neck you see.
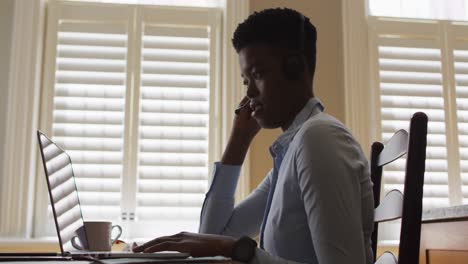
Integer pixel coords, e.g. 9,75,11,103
280,94,312,131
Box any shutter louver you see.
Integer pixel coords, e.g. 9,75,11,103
136,24,210,233
52,21,128,221
454,42,468,204
374,21,450,209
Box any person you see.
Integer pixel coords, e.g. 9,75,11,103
134,8,374,264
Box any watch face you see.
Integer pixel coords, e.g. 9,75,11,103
233,236,257,262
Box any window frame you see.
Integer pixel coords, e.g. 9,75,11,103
344,0,467,208
0,0,251,240
34,0,223,239
343,0,468,244
0,0,47,238
368,17,467,208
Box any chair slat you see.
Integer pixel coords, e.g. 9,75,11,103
374,189,403,222
378,129,408,166
375,252,398,264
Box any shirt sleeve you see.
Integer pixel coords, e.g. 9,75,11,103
199,162,271,238
294,122,368,264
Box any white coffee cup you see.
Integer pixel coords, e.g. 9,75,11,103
71,221,122,251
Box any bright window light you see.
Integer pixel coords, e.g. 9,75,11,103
68,0,221,7
369,0,468,21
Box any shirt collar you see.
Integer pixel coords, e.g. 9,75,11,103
270,97,324,157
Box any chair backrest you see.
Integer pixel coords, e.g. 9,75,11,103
371,112,428,264
375,252,398,264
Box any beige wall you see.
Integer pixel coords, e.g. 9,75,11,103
248,0,344,189
0,0,14,187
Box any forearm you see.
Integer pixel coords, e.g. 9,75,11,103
221,101,260,165
199,163,241,234
221,131,255,166
199,197,236,235
200,165,271,238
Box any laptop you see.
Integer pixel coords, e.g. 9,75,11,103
36,130,190,260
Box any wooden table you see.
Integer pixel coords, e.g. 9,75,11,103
0,254,234,263
419,205,468,264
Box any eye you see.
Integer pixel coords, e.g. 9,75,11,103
252,71,262,80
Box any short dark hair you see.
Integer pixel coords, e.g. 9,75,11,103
232,8,317,77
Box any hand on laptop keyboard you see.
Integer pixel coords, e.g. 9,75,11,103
133,232,236,258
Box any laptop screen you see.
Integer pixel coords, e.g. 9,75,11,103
37,131,88,254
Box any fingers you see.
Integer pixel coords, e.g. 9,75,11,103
132,232,235,258
133,232,191,253
238,95,250,106
143,241,183,253
173,231,189,238
235,96,251,115
133,236,179,252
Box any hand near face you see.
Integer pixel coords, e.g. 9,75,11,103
220,96,261,165
232,96,261,141
132,232,235,258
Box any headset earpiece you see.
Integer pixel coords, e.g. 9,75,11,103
282,14,306,81
283,54,305,80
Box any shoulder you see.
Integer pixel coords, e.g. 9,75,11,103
289,112,365,165
290,112,369,184
294,112,352,147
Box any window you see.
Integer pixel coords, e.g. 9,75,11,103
71,0,221,7
366,0,468,243
369,0,468,21
368,5,468,212
35,0,221,239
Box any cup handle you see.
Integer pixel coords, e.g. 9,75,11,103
71,236,84,250
111,225,122,245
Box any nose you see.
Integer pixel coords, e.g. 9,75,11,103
246,80,259,99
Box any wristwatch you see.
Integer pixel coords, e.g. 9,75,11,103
231,236,257,262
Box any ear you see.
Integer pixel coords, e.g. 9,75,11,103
282,53,305,80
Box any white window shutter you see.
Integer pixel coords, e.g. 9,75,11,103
370,18,450,209
128,7,219,238
44,3,133,223
38,1,221,239
137,25,210,218
453,24,468,204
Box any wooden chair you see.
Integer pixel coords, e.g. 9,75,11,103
371,112,428,264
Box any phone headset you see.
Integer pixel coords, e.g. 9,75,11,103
282,14,306,80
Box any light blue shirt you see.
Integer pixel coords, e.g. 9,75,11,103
199,98,374,264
